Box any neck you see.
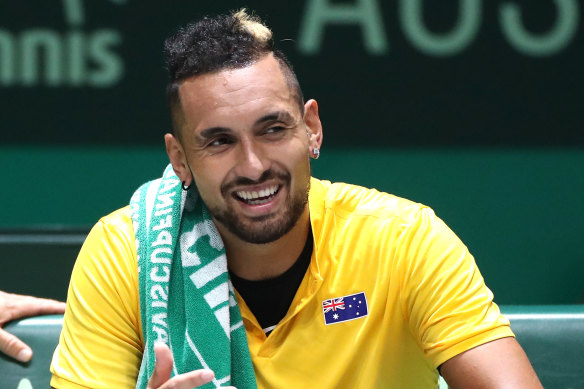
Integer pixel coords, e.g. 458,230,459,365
216,207,310,281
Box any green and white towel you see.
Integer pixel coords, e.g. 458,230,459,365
130,164,257,389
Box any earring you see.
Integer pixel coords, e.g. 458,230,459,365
182,181,191,191
312,148,320,159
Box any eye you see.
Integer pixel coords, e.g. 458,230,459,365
265,126,284,134
262,126,287,140
207,136,233,148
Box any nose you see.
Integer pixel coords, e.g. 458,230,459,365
235,138,269,181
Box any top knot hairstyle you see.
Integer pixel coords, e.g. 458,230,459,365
164,9,304,137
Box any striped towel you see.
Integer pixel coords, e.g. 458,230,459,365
130,164,257,389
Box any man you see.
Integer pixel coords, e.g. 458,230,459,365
0,290,65,362
50,9,542,389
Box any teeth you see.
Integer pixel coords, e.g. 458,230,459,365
236,185,278,201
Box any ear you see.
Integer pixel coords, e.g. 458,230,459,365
164,133,193,186
303,99,323,153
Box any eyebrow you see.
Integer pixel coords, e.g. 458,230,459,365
254,111,295,125
197,111,296,140
198,126,231,140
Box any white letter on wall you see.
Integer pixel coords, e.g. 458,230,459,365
298,0,388,55
62,0,85,26
0,31,15,85
21,30,63,86
400,0,481,56
500,0,579,56
88,30,124,87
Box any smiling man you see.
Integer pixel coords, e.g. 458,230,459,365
50,9,542,389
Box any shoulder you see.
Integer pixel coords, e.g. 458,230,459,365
309,177,429,226
308,178,462,268
86,206,136,248
99,205,134,233
308,177,445,265
78,205,137,279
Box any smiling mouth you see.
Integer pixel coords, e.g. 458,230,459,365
234,184,280,205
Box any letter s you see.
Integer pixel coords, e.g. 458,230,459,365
88,29,124,87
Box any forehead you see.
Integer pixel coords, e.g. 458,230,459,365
177,55,296,130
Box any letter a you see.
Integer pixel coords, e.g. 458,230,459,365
298,0,388,54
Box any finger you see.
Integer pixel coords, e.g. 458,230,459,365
148,343,174,388
9,295,66,319
148,343,216,389
0,328,33,362
157,369,215,389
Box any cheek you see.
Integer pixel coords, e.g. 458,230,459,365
192,162,228,196
285,149,311,181
277,138,310,166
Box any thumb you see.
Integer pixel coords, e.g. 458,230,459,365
148,343,174,388
0,328,33,362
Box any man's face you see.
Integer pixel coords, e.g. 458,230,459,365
171,55,321,244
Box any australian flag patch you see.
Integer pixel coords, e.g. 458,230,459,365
322,292,368,325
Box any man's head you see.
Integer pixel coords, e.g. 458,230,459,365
163,10,323,246
165,9,304,140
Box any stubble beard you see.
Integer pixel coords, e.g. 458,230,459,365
207,170,310,244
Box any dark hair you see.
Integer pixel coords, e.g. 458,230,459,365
164,9,304,138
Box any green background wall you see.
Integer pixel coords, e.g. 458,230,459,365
1,0,583,305
1,146,583,304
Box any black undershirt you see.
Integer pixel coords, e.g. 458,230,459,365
230,227,313,336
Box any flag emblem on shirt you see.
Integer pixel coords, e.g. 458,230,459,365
322,292,368,325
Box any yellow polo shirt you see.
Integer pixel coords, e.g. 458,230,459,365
51,178,513,388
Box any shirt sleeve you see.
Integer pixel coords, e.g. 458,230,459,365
398,206,514,368
50,207,143,389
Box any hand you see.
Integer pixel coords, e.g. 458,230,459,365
147,343,237,389
0,290,66,362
